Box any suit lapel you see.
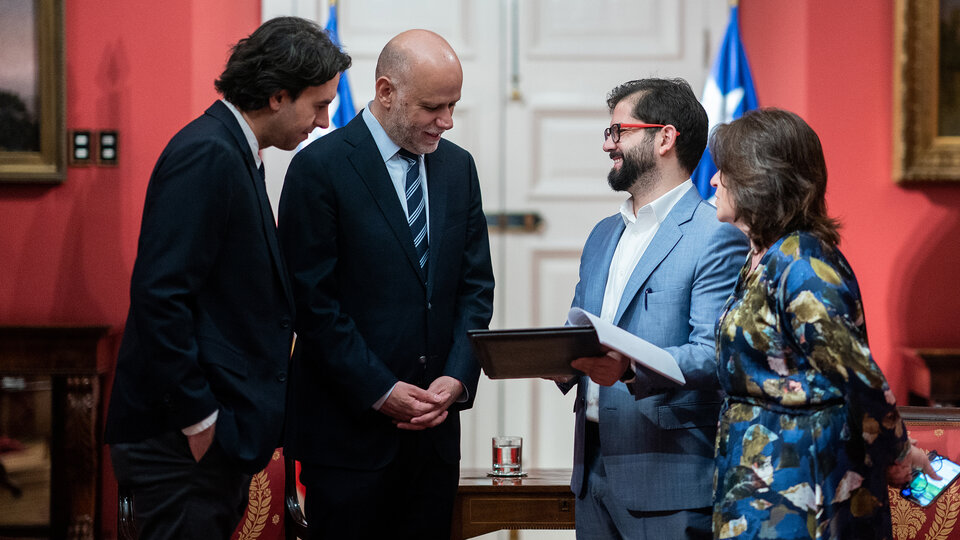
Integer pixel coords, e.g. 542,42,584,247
206,101,294,309
583,218,624,317
424,149,447,296
343,117,426,284
613,187,701,325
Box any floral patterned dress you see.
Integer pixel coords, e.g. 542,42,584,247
712,231,909,539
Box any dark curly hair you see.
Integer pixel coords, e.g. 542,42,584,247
215,16,352,111
710,108,840,250
606,78,708,175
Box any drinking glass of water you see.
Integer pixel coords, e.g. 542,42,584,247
491,436,523,476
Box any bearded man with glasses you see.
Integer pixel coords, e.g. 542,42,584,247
554,78,748,539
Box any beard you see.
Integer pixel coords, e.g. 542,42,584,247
382,98,441,155
607,141,657,193
383,101,416,152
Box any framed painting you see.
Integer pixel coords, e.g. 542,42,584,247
0,0,65,183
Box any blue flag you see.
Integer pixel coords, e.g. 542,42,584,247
691,5,758,200
297,1,355,151
325,1,355,128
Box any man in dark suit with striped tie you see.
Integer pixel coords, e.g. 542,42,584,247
104,17,351,539
278,29,495,540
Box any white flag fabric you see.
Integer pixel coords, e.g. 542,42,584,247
692,5,758,200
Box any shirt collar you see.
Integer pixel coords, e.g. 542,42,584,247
221,99,261,168
362,104,405,162
619,179,693,226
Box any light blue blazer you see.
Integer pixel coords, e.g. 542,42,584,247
563,186,748,512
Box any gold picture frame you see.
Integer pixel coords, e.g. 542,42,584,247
0,0,65,183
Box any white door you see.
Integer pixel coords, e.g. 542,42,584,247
262,1,729,537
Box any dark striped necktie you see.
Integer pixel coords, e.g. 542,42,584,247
397,149,429,271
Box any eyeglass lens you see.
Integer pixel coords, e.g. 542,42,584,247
604,123,669,143
603,125,620,143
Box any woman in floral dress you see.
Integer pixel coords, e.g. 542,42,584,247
707,108,936,539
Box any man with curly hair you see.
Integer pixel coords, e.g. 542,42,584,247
105,17,350,539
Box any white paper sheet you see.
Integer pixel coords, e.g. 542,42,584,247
567,307,685,385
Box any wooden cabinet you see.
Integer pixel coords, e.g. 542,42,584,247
0,326,109,540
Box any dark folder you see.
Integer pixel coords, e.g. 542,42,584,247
467,326,602,379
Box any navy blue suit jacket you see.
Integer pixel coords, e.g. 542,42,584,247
562,187,748,512
105,101,295,474
278,113,494,469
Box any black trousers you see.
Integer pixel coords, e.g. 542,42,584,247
299,430,459,540
110,430,251,540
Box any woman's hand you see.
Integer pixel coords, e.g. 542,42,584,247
887,442,942,486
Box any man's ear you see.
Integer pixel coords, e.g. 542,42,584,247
657,125,679,156
268,90,289,112
374,76,395,109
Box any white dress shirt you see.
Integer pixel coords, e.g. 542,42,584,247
585,180,693,422
360,106,430,239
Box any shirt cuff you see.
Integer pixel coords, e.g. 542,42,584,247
620,361,638,383
182,410,218,435
373,383,398,411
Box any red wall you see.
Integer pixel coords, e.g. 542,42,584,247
0,1,258,327
740,0,960,401
0,1,258,536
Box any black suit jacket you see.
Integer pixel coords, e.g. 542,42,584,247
278,113,494,469
105,101,295,474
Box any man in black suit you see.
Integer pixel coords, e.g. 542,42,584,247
104,17,351,540
278,29,495,539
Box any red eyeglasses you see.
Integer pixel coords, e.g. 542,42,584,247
603,123,678,143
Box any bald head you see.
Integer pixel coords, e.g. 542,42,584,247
370,30,463,154
375,29,462,87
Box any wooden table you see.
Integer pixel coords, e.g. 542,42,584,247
451,468,575,539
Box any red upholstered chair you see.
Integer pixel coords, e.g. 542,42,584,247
118,449,307,540
890,407,960,540
231,449,286,540
229,449,308,539
284,456,308,539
